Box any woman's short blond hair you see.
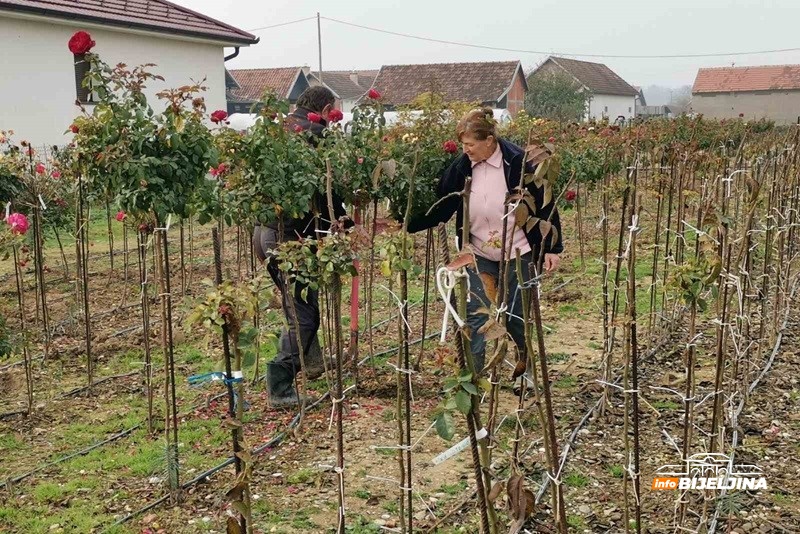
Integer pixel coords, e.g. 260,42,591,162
456,107,497,141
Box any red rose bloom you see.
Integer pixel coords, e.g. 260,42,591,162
35,163,46,174
51,170,61,179
68,31,96,55
443,140,458,154
328,109,343,123
210,110,228,124
69,124,79,134
565,190,577,202
293,124,304,133
115,211,127,222
307,112,322,124
367,88,381,100
548,136,556,143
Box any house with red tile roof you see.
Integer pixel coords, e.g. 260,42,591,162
306,69,379,112
0,0,257,145
361,61,527,116
692,65,800,124
527,57,638,122
227,67,311,114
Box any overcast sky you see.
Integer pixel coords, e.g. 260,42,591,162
179,0,800,88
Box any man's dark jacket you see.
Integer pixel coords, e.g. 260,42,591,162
407,137,564,255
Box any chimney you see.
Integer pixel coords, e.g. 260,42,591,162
301,65,311,77
349,71,359,86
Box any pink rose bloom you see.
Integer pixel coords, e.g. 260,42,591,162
6,213,29,235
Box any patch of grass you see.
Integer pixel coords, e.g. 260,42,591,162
587,341,603,351
33,482,69,504
548,352,571,364
0,433,25,452
564,472,589,488
559,304,579,316
374,447,396,457
652,399,680,411
382,499,399,514
382,408,396,422
346,515,381,533
773,492,789,504
355,489,371,500
287,467,315,485
568,514,586,530
554,375,577,389
177,344,207,365
608,464,624,479
438,480,468,495
291,508,316,529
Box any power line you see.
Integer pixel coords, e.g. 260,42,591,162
247,16,316,33
320,15,800,60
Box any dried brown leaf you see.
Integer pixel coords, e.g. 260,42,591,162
446,252,475,271
479,272,498,303
227,517,243,534
225,481,247,502
539,220,552,240
514,203,529,229
512,359,527,380
524,144,551,166
487,481,504,504
483,339,508,373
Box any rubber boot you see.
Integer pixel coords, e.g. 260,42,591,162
303,337,331,380
266,363,316,408
266,363,301,408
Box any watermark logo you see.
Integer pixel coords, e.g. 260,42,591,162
652,453,767,491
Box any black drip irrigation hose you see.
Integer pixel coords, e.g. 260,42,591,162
3,391,228,487
104,322,442,528
5,424,143,487
60,371,139,398
106,392,331,531
3,283,407,485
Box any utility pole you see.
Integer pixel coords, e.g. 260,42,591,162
317,12,323,83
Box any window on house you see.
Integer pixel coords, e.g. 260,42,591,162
629,107,632,113
74,54,93,104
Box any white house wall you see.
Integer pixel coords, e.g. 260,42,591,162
691,91,800,125
0,14,227,147
587,94,636,122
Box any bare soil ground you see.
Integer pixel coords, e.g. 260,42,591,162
1,205,798,534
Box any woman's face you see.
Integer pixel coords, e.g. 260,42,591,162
461,133,496,163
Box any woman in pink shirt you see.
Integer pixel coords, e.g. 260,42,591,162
408,108,563,371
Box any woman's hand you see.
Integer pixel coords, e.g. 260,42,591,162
543,253,561,272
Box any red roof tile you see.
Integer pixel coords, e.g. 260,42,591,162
229,67,303,101
693,65,800,93
367,61,524,107
311,70,377,100
0,0,257,45
538,57,638,96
